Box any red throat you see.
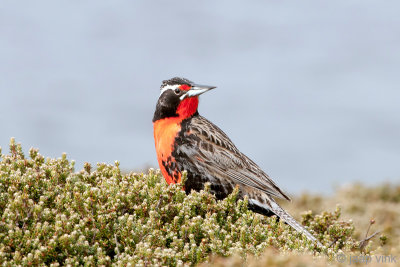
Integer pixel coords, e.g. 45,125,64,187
153,95,199,185
177,97,199,118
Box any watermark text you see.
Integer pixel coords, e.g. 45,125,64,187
336,253,397,265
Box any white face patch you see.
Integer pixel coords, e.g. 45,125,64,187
160,84,181,96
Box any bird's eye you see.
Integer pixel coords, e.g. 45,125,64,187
174,88,181,94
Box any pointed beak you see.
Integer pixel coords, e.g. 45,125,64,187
180,84,216,100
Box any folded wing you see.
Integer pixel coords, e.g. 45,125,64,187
177,115,291,201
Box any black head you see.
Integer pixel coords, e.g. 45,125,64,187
161,77,194,88
153,77,216,122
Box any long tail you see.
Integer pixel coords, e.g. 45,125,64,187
249,197,323,248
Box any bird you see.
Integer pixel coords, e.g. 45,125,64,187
153,77,322,247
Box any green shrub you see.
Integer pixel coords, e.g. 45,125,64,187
0,139,381,266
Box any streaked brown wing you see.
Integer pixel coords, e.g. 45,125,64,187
185,115,291,201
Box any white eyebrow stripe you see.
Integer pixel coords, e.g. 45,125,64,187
160,84,181,96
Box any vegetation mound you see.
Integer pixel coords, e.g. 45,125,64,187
0,139,396,266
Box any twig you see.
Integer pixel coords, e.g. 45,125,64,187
359,219,379,253
359,231,380,252
114,233,120,257
328,236,341,248
156,197,163,209
22,209,32,230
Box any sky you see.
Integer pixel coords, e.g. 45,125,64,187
1,0,399,194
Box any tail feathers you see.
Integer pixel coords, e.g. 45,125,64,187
249,198,323,248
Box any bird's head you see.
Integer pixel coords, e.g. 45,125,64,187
153,77,216,122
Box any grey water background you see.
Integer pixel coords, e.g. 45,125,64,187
1,1,399,194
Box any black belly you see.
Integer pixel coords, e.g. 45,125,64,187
183,171,235,200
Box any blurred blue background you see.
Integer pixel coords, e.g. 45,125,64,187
1,1,399,194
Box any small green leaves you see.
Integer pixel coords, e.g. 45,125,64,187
0,139,393,266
